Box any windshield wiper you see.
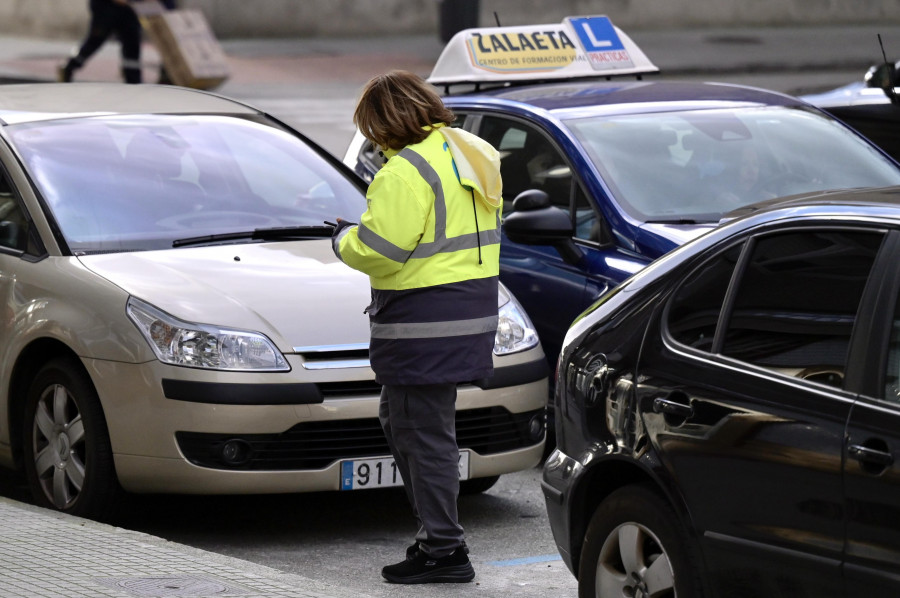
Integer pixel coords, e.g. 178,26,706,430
173,225,334,248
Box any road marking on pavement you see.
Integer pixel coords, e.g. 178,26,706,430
488,554,562,567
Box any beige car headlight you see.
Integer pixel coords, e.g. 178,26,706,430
127,297,289,371
494,287,540,355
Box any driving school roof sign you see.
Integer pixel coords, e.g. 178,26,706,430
428,16,658,86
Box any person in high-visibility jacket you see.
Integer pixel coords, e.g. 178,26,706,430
332,70,501,585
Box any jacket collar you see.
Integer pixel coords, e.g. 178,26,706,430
381,124,445,162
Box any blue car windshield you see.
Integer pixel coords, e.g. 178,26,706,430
9,114,368,253
566,105,900,222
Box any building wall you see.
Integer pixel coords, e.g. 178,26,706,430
1,0,898,39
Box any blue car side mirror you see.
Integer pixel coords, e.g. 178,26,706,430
503,189,583,264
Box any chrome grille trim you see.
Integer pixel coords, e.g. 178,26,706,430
303,359,371,370
294,343,371,370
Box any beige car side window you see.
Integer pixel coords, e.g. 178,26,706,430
0,172,27,251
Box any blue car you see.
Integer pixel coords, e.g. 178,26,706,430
344,16,900,384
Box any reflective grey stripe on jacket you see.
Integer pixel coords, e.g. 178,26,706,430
356,147,501,264
371,315,499,339
332,224,354,263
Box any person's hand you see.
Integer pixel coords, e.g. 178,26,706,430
331,218,356,237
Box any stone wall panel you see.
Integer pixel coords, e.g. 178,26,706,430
1,0,897,39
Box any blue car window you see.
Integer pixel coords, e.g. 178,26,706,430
573,185,603,244
477,116,572,215
566,106,900,224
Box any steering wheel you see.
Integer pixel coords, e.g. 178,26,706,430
763,171,811,196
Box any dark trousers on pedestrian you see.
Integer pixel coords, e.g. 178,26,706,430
68,0,142,83
379,383,464,559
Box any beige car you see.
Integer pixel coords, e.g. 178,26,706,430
0,83,548,520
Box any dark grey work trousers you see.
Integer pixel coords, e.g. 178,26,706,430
379,383,464,559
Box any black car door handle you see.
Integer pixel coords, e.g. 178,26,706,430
653,398,693,418
848,444,894,467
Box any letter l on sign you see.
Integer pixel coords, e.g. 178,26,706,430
567,16,627,53
581,23,611,48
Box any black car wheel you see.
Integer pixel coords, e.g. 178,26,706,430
578,485,701,598
22,358,120,519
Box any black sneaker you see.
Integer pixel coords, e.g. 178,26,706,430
56,59,76,83
405,543,419,560
406,541,469,560
382,546,474,584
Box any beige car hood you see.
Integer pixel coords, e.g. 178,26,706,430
79,240,372,351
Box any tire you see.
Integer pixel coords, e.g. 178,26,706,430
460,475,500,495
22,357,120,520
578,485,702,598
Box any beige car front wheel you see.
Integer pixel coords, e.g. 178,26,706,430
22,357,121,521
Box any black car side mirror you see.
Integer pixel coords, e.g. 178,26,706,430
865,61,900,105
502,189,584,264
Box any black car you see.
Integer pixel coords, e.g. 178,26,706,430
803,59,900,161
543,186,900,597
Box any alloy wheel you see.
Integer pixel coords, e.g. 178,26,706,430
31,382,86,510
596,522,675,598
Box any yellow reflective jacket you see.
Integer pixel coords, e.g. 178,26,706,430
335,124,502,290
333,124,503,385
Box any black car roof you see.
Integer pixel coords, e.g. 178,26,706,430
724,186,900,221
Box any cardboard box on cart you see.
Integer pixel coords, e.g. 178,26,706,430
132,1,230,90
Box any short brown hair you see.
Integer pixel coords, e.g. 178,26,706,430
353,70,456,150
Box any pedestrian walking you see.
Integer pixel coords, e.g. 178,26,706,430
58,0,143,84
156,0,177,84
331,70,502,584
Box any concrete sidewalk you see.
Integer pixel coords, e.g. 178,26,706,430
0,496,367,598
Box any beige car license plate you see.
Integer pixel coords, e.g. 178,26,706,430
340,450,470,490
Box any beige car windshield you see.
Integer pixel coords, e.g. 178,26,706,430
11,114,367,253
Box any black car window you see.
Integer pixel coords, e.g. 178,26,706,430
0,169,29,252
823,105,900,165
667,242,743,351
721,230,883,388
884,300,900,402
